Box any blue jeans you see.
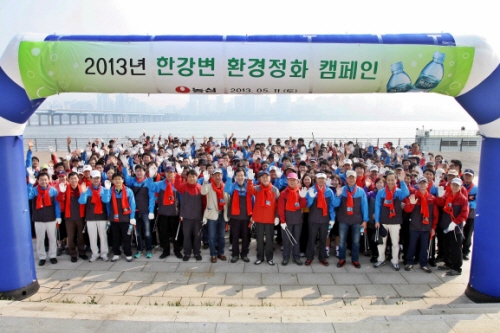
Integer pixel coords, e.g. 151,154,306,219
208,212,226,256
406,230,430,267
135,212,152,252
338,222,361,262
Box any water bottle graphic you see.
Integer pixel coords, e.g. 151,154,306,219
387,62,412,92
410,51,446,92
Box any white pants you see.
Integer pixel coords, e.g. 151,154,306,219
377,224,401,265
86,220,109,258
35,221,57,260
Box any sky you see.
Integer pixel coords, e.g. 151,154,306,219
1,0,498,124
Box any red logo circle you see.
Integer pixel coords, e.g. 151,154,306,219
175,86,191,93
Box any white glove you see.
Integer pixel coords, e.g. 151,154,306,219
447,222,457,232
273,154,279,162
308,187,317,198
120,155,129,167
280,223,286,230
247,169,255,180
28,176,36,185
48,146,54,154
325,178,332,187
226,166,234,179
66,154,72,161
329,221,335,229
299,187,308,198
194,166,201,176
376,150,382,157
149,166,157,178
104,180,112,189
275,168,283,178
175,163,183,174
27,167,35,176
56,218,62,224
47,167,54,177
148,213,154,220
202,218,208,225
99,150,105,157
130,218,136,226
203,170,210,182
59,183,67,193
274,217,280,226
438,186,445,197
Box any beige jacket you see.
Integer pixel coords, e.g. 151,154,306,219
201,181,230,221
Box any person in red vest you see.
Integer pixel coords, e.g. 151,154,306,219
57,171,87,262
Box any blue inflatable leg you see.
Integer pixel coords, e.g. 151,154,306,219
0,136,39,299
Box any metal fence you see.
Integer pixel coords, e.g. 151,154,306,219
23,137,418,152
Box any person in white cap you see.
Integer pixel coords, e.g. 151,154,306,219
27,172,61,266
374,170,410,271
78,169,110,262
337,159,353,185
304,172,336,267
402,176,439,273
81,164,93,187
334,170,369,269
201,168,230,263
278,172,308,266
435,177,469,276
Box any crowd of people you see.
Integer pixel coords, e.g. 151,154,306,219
25,132,477,277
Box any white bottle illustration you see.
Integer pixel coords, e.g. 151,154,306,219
387,62,412,92
410,51,446,92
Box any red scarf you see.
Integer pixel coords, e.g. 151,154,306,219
90,185,104,214
231,182,253,216
285,187,301,211
163,180,175,206
258,183,274,207
211,179,225,211
443,191,458,220
65,185,85,218
36,187,52,209
415,190,430,224
384,185,397,218
316,185,328,216
346,186,357,215
111,186,131,221
356,175,365,188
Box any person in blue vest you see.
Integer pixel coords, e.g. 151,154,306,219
102,173,137,262
334,170,369,269
461,169,478,260
27,172,61,266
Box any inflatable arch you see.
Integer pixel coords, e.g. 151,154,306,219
0,33,499,302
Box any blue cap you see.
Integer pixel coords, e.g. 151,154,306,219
464,169,474,176
257,170,270,178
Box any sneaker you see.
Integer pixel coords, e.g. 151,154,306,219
230,256,239,263
241,256,250,263
420,266,432,273
111,255,120,262
183,255,190,261
446,269,462,276
38,260,46,266
126,256,133,262
71,257,77,263
268,260,275,266
194,255,201,261
392,263,400,271
300,252,305,258
134,252,142,259
50,258,57,264
101,255,109,262
254,259,263,265
352,262,361,269
79,254,89,260
293,258,303,266
373,261,385,268
305,259,312,266
405,264,413,271
89,255,99,262
438,265,452,271
159,251,169,259
337,260,346,268
282,259,289,266
146,252,153,259
319,260,329,267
